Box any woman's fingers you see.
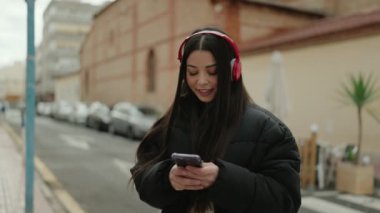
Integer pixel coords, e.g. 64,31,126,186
169,164,204,191
169,162,219,190
171,176,204,191
185,162,219,188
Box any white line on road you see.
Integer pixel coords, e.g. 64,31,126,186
59,134,90,150
113,158,135,178
337,194,380,211
302,197,364,213
75,134,94,142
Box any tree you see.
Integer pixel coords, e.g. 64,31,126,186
339,73,380,165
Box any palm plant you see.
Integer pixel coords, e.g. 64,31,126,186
339,73,380,165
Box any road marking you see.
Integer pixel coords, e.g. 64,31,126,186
337,194,380,210
113,158,135,178
310,190,339,197
55,189,85,213
75,134,94,142
59,134,90,150
302,197,364,213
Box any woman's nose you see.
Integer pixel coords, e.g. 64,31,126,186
198,72,209,84
197,73,209,85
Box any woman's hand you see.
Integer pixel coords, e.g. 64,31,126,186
169,164,204,191
185,162,219,188
169,162,219,191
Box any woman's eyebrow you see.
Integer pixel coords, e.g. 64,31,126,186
186,64,197,68
186,64,216,68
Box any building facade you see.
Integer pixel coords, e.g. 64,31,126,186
37,0,100,101
54,71,81,102
80,0,321,110
80,0,380,160
0,62,25,107
240,9,380,160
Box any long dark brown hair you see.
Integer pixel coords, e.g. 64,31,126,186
131,27,252,212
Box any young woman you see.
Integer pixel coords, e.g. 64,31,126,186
130,27,301,213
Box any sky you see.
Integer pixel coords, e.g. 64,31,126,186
0,0,112,69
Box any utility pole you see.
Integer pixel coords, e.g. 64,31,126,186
25,0,36,212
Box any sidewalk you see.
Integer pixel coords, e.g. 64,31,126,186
0,121,61,213
300,189,380,213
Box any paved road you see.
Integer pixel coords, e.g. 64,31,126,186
4,109,380,213
300,190,380,213
6,110,158,213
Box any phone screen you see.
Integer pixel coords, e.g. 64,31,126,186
171,153,202,167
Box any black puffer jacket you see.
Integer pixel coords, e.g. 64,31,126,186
132,104,301,213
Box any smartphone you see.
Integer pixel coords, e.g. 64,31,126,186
171,153,202,167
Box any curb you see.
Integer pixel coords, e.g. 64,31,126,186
1,121,86,213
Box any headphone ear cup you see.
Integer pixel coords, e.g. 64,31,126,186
230,58,236,80
234,60,241,81
230,58,241,81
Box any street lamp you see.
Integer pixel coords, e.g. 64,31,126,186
24,0,36,213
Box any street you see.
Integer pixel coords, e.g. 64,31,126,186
5,110,158,213
4,109,380,213
300,191,380,213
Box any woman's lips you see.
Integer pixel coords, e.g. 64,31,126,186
197,89,213,97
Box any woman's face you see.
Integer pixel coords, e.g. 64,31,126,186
186,50,218,103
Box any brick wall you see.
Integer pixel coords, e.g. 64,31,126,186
80,0,317,109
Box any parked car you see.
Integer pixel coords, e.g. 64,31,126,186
109,102,160,139
86,102,110,131
37,102,53,116
51,101,73,121
68,102,88,125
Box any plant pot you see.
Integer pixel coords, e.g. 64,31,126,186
336,161,374,195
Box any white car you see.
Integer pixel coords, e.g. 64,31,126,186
37,102,53,116
51,101,73,121
68,102,88,125
109,102,160,139
86,102,110,131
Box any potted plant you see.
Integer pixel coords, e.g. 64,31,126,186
335,72,380,195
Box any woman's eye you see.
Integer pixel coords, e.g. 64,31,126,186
207,68,217,75
187,70,198,76
208,71,217,76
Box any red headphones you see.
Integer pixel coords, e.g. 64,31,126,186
177,30,242,81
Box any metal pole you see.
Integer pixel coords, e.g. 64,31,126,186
25,0,36,212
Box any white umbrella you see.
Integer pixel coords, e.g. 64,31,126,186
264,51,289,120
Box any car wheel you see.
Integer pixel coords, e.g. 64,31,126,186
94,121,100,131
86,118,91,127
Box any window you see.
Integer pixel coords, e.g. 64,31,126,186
146,49,156,92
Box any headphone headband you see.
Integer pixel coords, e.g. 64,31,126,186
177,30,240,61
177,30,242,81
